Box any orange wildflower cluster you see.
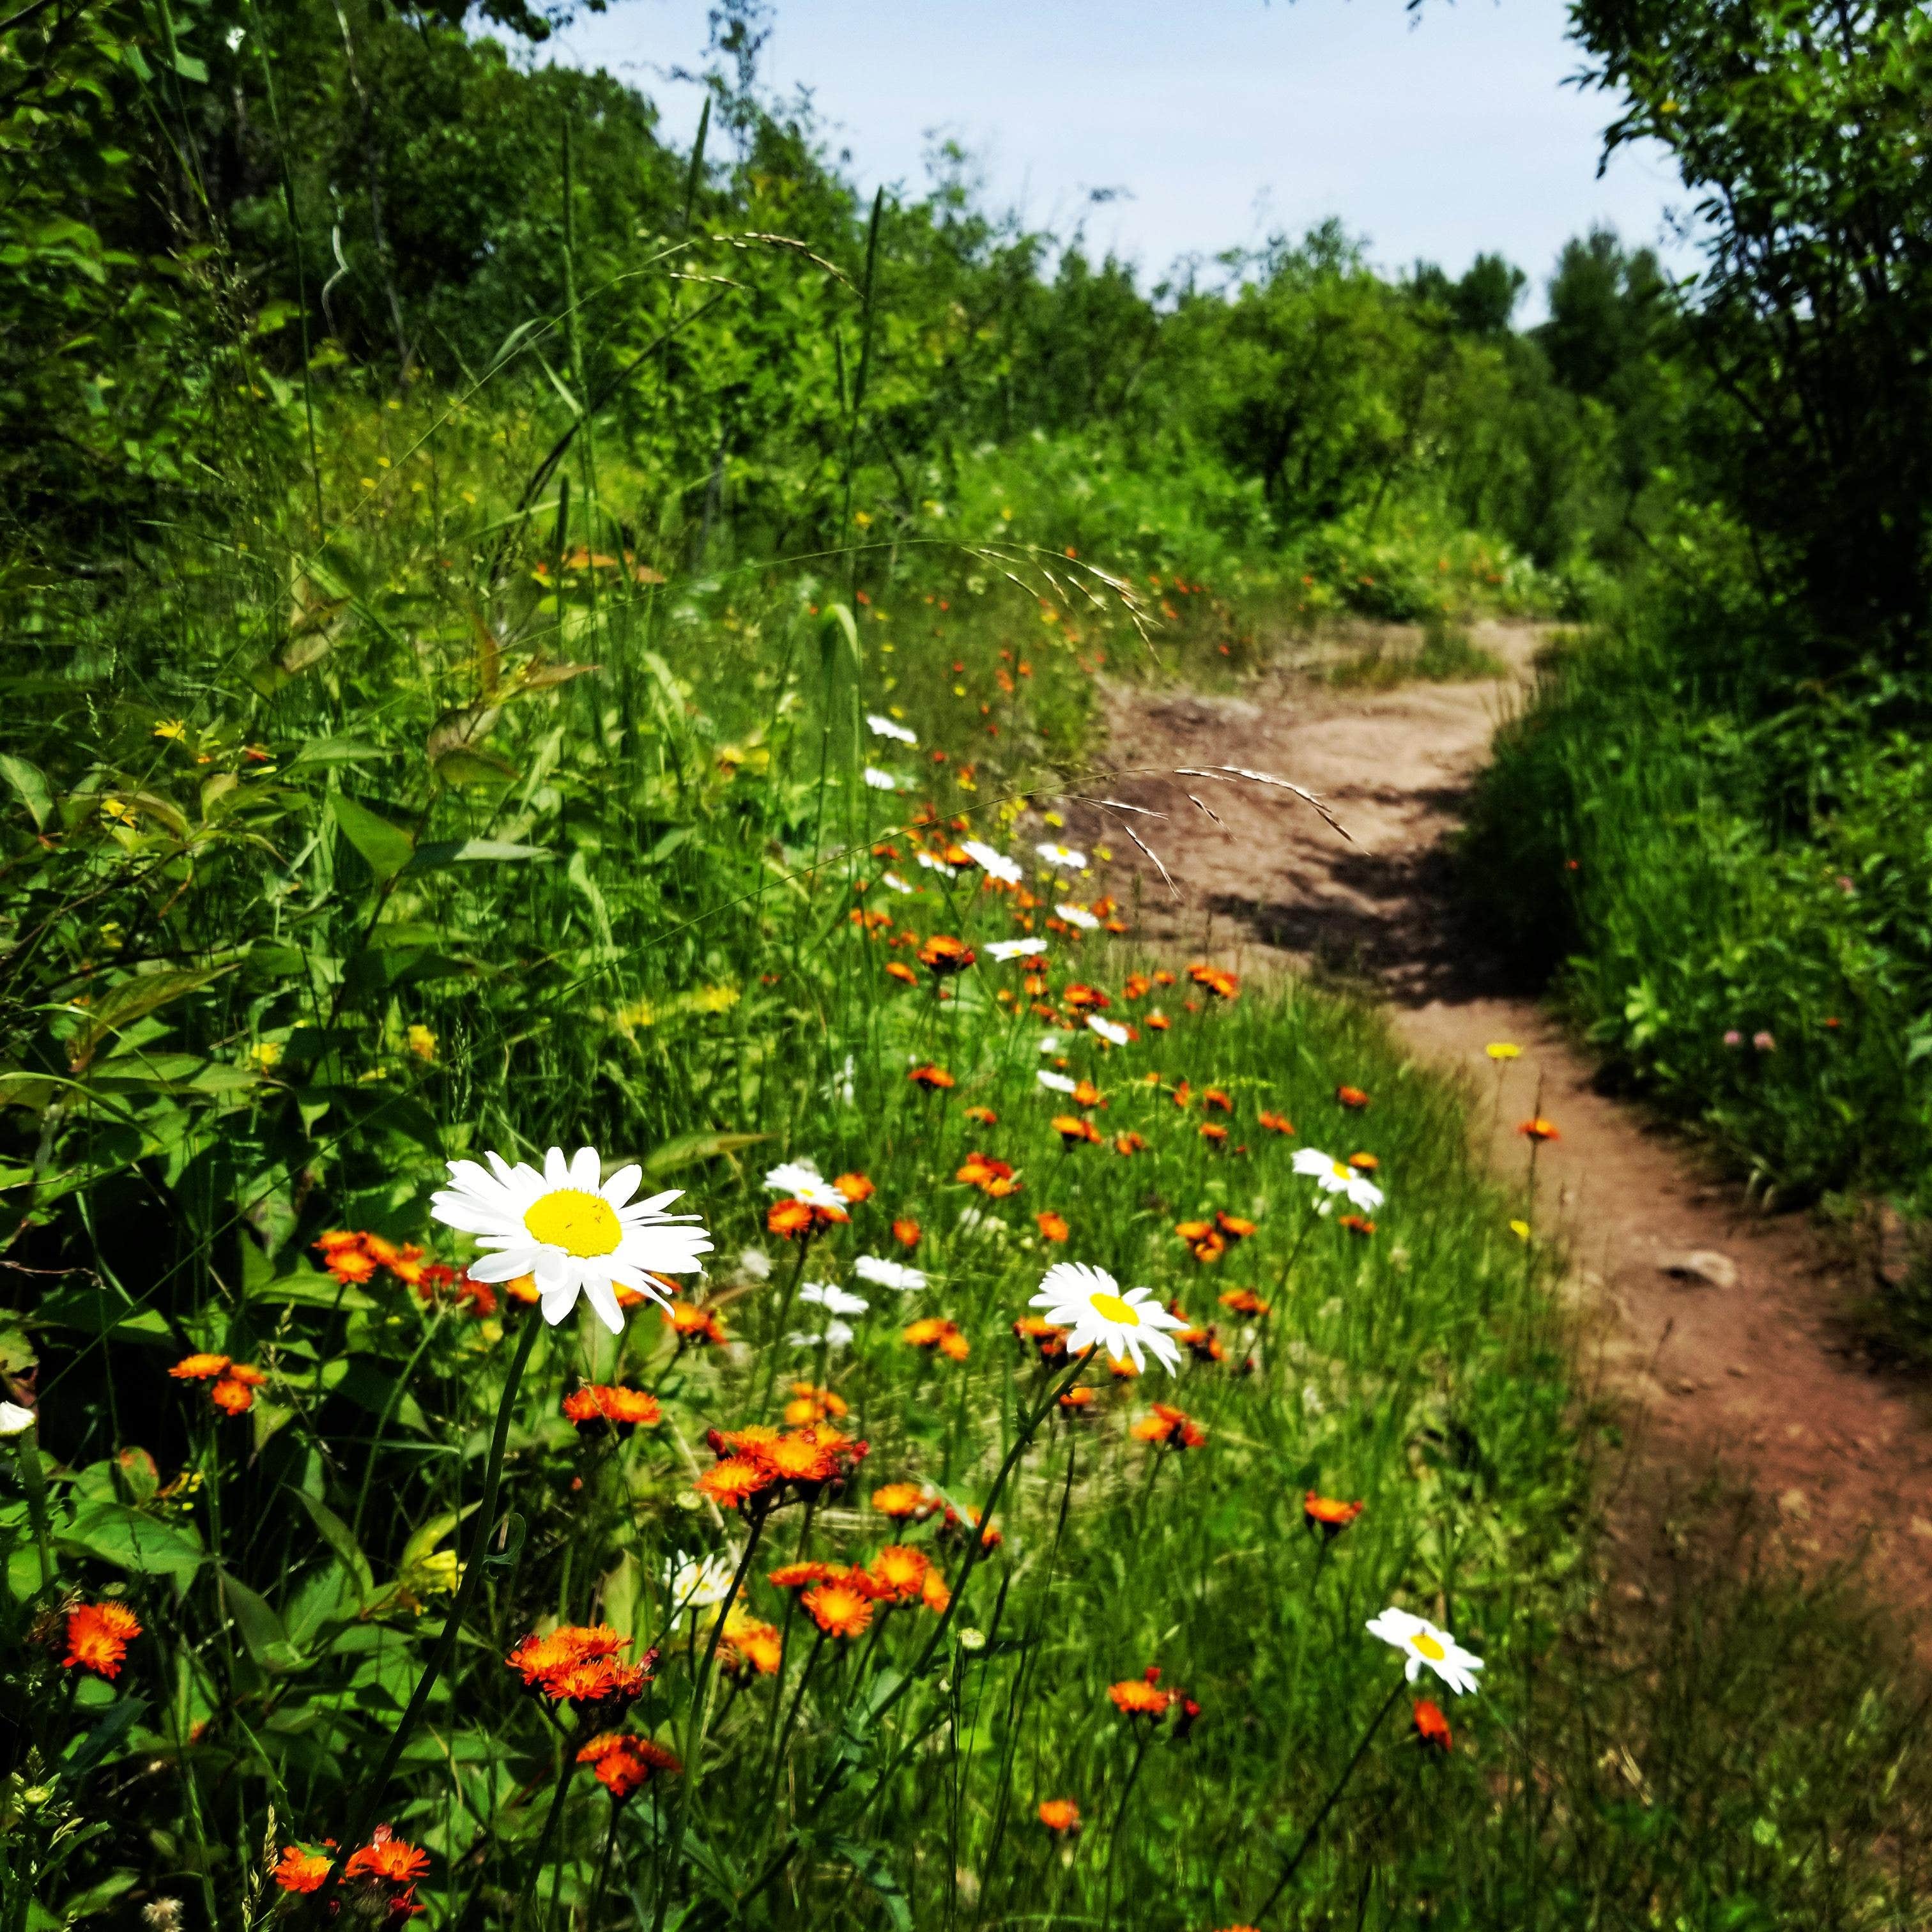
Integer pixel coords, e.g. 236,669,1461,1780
1219,1288,1271,1317
62,1601,141,1678
664,1298,727,1347
272,1847,335,1895
1038,1798,1082,1835
1202,1087,1232,1113
1188,962,1239,1000
577,1729,682,1798
1131,1404,1208,1451
908,1062,956,1091
313,1228,452,1298
918,934,976,976
1063,983,1109,1012
1336,1084,1371,1110
1517,1116,1560,1142
1058,1384,1097,1414
956,1152,1020,1198
562,1384,663,1431
1412,1698,1453,1752
1114,1131,1146,1156
903,1317,970,1361
695,1421,869,1513
1035,1210,1070,1243
167,1353,268,1414
783,1382,849,1427
1257,1109,1296,1135
1013,1315,1068,1360
834,1171,875,1202
1174,1319,1226,1365
893,1217,923,1248
1108,1669,1174,1719
871,1482,941,1521
963,1103,999,1125
1303,1492,1365,1538
717,1609,785,1678
769,1195,848,1239
769,1549,951,1630
940,1504,1002,1550
1052,1115,1102,1147
507,1625,657,1719
275,1825,430,1910
885,960,918,986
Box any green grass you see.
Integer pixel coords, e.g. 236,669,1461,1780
1326,618,1509,691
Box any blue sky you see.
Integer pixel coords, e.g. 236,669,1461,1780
544,0,1692,321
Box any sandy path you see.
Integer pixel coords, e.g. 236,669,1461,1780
1094,622,1932,1620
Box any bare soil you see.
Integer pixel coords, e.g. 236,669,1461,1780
1092,620,1932,1623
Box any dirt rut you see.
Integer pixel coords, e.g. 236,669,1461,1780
1094,622,1932,1621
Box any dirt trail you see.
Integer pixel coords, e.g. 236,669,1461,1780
1096,621,1932,1621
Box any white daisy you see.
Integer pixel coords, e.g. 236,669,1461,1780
854,1254,927,1292
1291,1147,1386,1213
880,871,915,895
962,839,1022,885
1365,1607,1484,1696
988,938,1048,963
1056,904,1100,931
862,767,898,792
429,1145,711,1335
799,1280,869,1317
916,851,949,873
867,713,917,746
667,1548,739,1616
1036,842,1087,870
737,1247,773,1282
1029,1262,1186,1373
789,1319,854,1350
763,1160,849,1209
1037,1070,1077,1094
1087,1016,1130,1046
1036,1033,1062,1054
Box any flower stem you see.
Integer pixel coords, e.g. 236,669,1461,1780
320,1311,544,1913
1098,1728,1152,1931
1248,1675,1406,1926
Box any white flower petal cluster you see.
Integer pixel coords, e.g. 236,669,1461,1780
867,713,918,746
1087,1016,1129,1046
1036,1070,1077,1094
667,1549,739,1616
962,839,1022,886
854,1254,927,1292
862,766,899,792
789,1319,854,1350
988,938,1048,963
799,1280,869,1317
1056,904,1100,930
1036,842,1087,870
763,1160,852,1210
1366,1607,1484,1696
880,871,915,895
1030,1262,1185,1373
430,1146,710,1335
916,851,949,873
1291,1147,1386,1213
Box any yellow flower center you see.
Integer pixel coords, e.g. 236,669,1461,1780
1089,1292,1140,1326
1331,1162,1351,1181
525,1188,622,1258
1411,1633,1446,1661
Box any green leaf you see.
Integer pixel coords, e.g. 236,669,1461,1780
288,737,382,769
218,1570,289,1665
642,1130,769,1177
824,1838,911,1932
60,1698,148,1784
69,967,224,1071
34,1286,171,1344
59,1503,204,1578
329,794,416,884
295,1492,374,1596
431,747,521,788
0,753,52,830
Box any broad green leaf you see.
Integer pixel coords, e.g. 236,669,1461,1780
60,1503,204,1578
824,1839,911,1932
34,1286,171,1344
69,967,223,1072
406,839,550,870
217,1570,288,1665
329,793,416,883
0,753,52,830
288,737,381,769
295,1492,374,1595
431,747,521,788
60,1698,148,1785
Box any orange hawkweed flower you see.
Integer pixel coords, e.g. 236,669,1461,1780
1176,1323,1226,1364
871,1482,939,1521
1411,1699,1453,1752
1171,1080,1192,1109
833,1172,875,1203
1303,1491,1364,1538
903,1317,969,1361
1202,1087,1232,1113
892,1217,923,1249
885,960,919,985
1113,1131,1146,1155
765,1434,839,1488
696,1457,775,1511
1123,974,1151,1000
1069,1079,1105,1110
1191,1230,1228,1263
1108,1678,1173,1719
767,1199,816,1239
1013,1315,1068,1360
342,1833,430,1887
563,1385,663,1430
767,1561,840,1590
909,1063,956,1091
210,1376,258,1414
273,1846,334,1894
63,1602,141,1678
1035,1210,1070,1243
1517,1116,1560,1142
169,1353,229,1381
1062,983,1110,1012
803,1581,874,1637
1188,963,1239,999
1219,1289,1271,1317
920,1567,952,1614
722,1616,785,1677
868,1544,931,1602
1337,1214,1376,1237
1052,1115,1102,1147
540,1658,652,1716
1336,1085,1370,1109
1059,1384,1097,1413
1199,1122,1229,1146
1215,1212,1257,1239
1347,1152,1379,1172
783,1383,849,1427
1257,1110,1295,1135
665,1300,727,1346
943,1505,1002,1549
1038,1799,1082,1834
1174,1219,1213,1244
956,1152,1017,1193
1146,1011,1170,1031
918,935,976,976
578,1731,682,1799
1131,1404,1208,1450
963,1104,999,1125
